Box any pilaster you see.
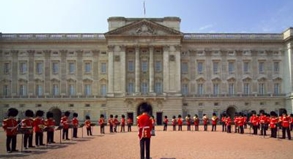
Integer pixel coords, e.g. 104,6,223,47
149,46,154,93
107,45,114,96
135,46,140,93
163,46,169,93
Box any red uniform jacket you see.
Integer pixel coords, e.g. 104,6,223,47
99,118,105,126
177,118,183,126
225,117,231,126
21,118,34,134
259,115,267,124
72,117,79,128
211,116,218,125
203,117,209,125
60,116,70,129
44,118,56,132
2,117,18,136
137,113,152,139
237,117,245,126
172,119,177,126
281,116,290,127
193,118,199,126
127,118,132,125
113,118,119,126
85,119,91,128
163,118,169,124
185,117,191,126
250,116,259,126
108,118,113,126
221,117,226,124
34,117,44,133
121,118,125,126
269,117,278,128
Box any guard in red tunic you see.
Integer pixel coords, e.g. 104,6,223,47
99,114,105,134
2,108,19,153
108,114,114,133
120,114,126,132
44,111,56,143
225,115,232,133
269,111,278,138
127,116,133,132
249,110,259,135
137,104,152,159
234,113,239,133
202,114,209,131
211,113,218,132
72,113,79,138
172,115,177,131
85,115,92,136
163,116,168,131
34,110,45,146
237,112,245,134
60,111,70,140
113,115,119,133
281,112,291,140
221,113,227,132
290,113,293,131
259,110,267,136
243,114,248,129
193,114,199,131
21,109,34,149
177,115,183,131
185,114,191,131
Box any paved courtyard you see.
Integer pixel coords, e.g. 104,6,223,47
0,126,292,159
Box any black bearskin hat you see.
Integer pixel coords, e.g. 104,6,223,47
239,112,243,117
165,116,168,118
86,115,90,120
194,114,198,118
259,110,265,114
110,114,113,118
187,114,190,117
178,114,181,118
290,114,293,117
8,108,18,117
100,114,104,118
73,113,78,117
36,110,44,117
213,113,216,116
251,110,256,115
25,109,34,117
140,104,150,113
173,115,176,119
115,115,118,118
222,113,226,117
121,114,125,118
64,111,70,117
46,111,53,118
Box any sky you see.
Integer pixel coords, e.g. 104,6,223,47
0,0,292,34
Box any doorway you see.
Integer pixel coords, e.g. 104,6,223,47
156,112,163,125
226,106,236,120
49,107,62,126
127,112,134,125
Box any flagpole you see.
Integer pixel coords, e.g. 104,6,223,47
143,0,146,17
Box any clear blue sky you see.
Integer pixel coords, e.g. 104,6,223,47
0,0,292,33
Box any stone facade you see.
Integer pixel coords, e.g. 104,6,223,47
0,17,292,124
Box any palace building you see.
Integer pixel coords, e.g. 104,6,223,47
0,17,292,124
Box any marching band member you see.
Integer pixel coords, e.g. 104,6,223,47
163,116,168,131
45,111,56,144
221,113,227,132
99,114,105,134
259,110,267,136
150,115,156,136
114,115,119,133
249,110,259,135
185,114,191,131
85,115,92,136
243,114,248,129
290,113,293,131
225,115,232,133
202,114,209,131
2,108,19,153
120,114,126,132
21,109,34,149
281,112,291,140
127,115,133,132
211,113,218,132
72,113,79,138
269,111,278,138
234,113,239,133
34,110,45,146
237,112,245,134
108,114,114,133
60,111,70,140
137,104,152,159
172,115,177,131
177,115,183,131
193,114,199,131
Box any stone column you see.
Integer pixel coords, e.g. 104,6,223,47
135,46,140,93
149,46,154,93
163,46,169,93
108,45,114,96
120,46,126,95
175,45,181,93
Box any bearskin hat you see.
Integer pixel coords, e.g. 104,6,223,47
115,115,118,118
238,112,243,117
8,108,18,117
173,115,176,119
121,114,125,118
46,111,53,118
213,113,216,116
110,114,113,118
251,110,256,115
222,113,226,117
194,114,198,118
64,111,70,117
178,114,181,118
73,113,78,117
100,114,104,118
86,115,90,120
290,113,293,117
25,109,34,117
164,115,168,118
36,110,44,117
140,104,150,113
259,110,265,114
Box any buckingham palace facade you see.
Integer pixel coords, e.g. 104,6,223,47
0,17,292,124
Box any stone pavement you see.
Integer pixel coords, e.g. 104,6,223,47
0,126,292,159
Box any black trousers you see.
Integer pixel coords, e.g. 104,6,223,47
253,125,258,135
282,127,291,139
73,127,78,137
212,124,217,131
87,127,92,136
47,131,54,143
204,124,208,131
178,125,182,131
35,132,44,146
194,125,199,131
173,125,176,131
24,133,33,147
163,123,167,131
222,123,226,132
100,125,105,134
187,125,191,131
120,125,125,132
271,128,277,138
110,125,113,133
6,135,17,151
227,125,231,133
127,125,132,132
260,124,267,135
239,125,244,134
140,138,150,159
63,128,69,139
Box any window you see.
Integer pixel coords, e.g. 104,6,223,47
19,84,27,96
69,84,75,95
228,62,234,74
213,83,219,95
273,62,279,73
3,85,9,96
181,62,188,73
259,62,264,73
127,82,134,94
155,82,162,94
244,83,250,94
101,63,107,73
52,62,59,74
155,61,162,72
20,62,27,74
36,62,43,74
69,63,75,74
197,61,203,74
85,63,91,73
243,62,249,73
52,84,59,95
213,61,218,74
101,84,107,96
141,61,148,72
228,83,234,95
181,84,188,95
128,61,134,72
141,82,148,94
259,83,265,94
197,84,203,95
84,84,91,96
36,85,42,96
4,63,10,74
274,83,280,94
